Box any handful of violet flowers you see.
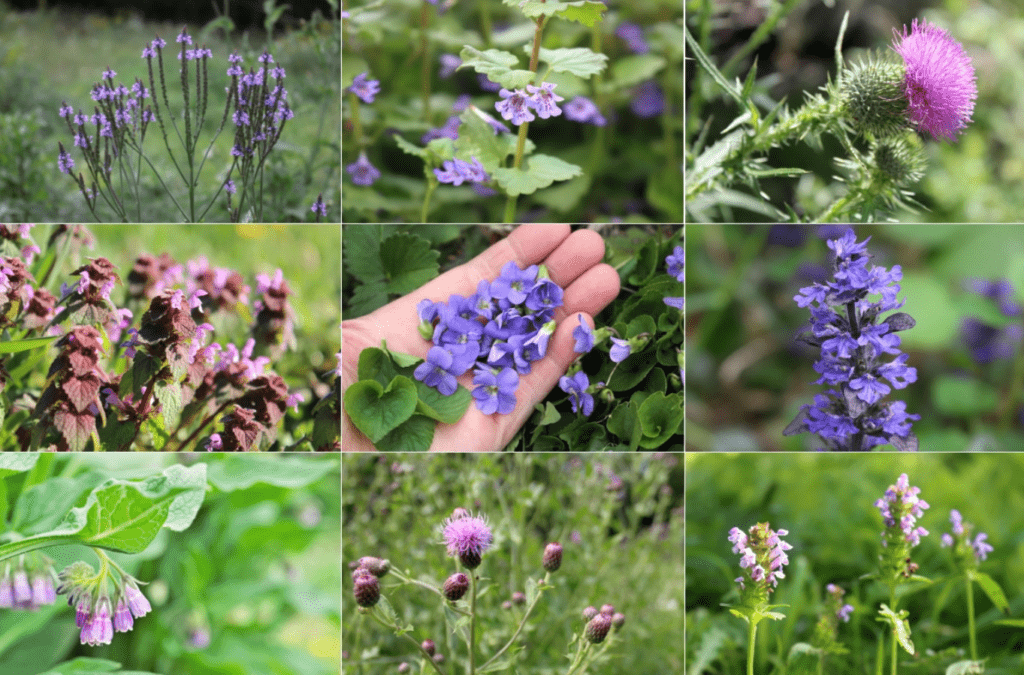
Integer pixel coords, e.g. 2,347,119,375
785,229,920,451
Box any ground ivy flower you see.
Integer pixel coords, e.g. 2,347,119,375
346,152,381,187
785,229,920,451
434,156,490,186
495,88,535,126
348,72,381,104
893,19,977,141
441,511,493,569
525,82,564,119
563,96,607,126
559,371,594,416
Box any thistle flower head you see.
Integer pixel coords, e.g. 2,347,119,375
892,19,977,141
441,512,493,568
585,613,612,644
443,572,470,602
356,556,391,578
542,542,563,572
353,573,380,608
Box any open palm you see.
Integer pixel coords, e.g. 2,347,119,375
342,224,620,451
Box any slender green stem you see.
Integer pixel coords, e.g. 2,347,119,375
502,14,547,223
469,570,478,675
747,620,757,675
421,177,438,222
564,641,591,675
420,3,432,120
0,535,74,564
481,572,550,670
966,576,977,660
1000,330,1024,429
367,607,447,675
349,93,364,147
889,591,898,675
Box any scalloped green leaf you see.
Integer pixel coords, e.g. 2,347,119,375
0,455,39,479
375,414,436,451
207,455,337,491
458,47,535,89
379,232,440,295
509,0,606,26
537,47,608,78
493,155,583,196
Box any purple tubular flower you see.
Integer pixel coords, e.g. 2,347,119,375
731,523,792,597
785,229,920,451
616,22,650,54
609,337,631,363
58,147,75,175
113,599,134,632
12,569,31,607
573,314,594,353
663,296,685,310
434,156,490,186
563,96,607,126
630,81,664,118
495,88,535,126
892,19,977,141
525,82,564,119
838,604,855,622
472,366,518,415
559,371,594,416
311,194,327,218
346,152,381,186
31,573,56,606
124,582,151,618
348,72,381,104
439,54,462,78
415,346,460,396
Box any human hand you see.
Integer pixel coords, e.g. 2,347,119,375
342,224,621,451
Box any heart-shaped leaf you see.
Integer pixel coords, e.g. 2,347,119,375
344,375,419,444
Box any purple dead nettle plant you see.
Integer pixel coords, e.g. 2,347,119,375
785,229,920,451
873,473,929,674
351,507,625,674
57,28,292,223
726,523,793,675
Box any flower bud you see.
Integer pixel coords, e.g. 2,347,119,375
352,567,374,583
585,613,612,644
840,58,909,138
512,591,526,605
432,654,445,664
353,574,380,608
357,557,391,578
502,600,513,610
611,612,626,630
451,507,470,520
398,663,410,674
459,550,482,569
872,135,926,187
421,639,436,656
443,573,469,602
582,606,598,621
600,603,615,616
542,542,563,572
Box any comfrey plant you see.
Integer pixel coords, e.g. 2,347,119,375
726,523,793,675
686,12,978,222
785,229,920,450
350,508,625,674
57,28,292,223
0,459,206,648
0,224,339,451
873,473,929,675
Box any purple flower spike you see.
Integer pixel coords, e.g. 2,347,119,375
415,346,460,396
526,82,564,119
495,88,535,126
573,314,594,353
892,19,977,141
348,72,381,104
731,523,792,599
346,152,381,187
472,366,518,415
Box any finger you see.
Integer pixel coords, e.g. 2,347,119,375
557,263,621,322
543,228,608,289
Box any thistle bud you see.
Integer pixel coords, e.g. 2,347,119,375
353,574,380,608
600,603,615,616
398,664,410,674
459,550,482,569
421,639,436,656
612,612,626,630
840,58,909,139
585,613,612,644
511,591,526,606
443,573,469,602
582,606,598,621
357,556,391,578
542,542,563,572
502,600,513,610
451,507,470,520
432,654,445,664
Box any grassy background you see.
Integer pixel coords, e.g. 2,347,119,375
342,453,683,673
686,453,1024,675
0,4,339,222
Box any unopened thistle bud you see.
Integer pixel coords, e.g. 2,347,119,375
600,603,615,616
611,612,626,630
840,58,909,139
582,606,598,621
353,574,380,608
872,135,926,187
443,573,469,602
511,591,526,605
542,542,563,572
421,639,436,656
585,613,613,644
357,556,391,578
432,653,445,664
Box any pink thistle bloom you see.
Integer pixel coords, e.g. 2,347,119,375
442,513,493,559
892,19,977,141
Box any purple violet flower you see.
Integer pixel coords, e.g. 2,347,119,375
348,72,381,104
472,366,518,415
892,19,977,141
414,346,460,396
346,152,381,186
559,371,594,416
666,245,685,282
573,314,594,353
609,338,631,363
490,261,539,305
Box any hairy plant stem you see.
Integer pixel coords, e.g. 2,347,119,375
420,3,433,120
503,13,547,223
469,570,478,675
966,576,977,660
367,607,447,675
480,572,551,671
889,591,898,675
747,620,758,675
421,176,438,222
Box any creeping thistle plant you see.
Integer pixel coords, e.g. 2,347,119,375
686,11,977,222
56,28,292,223
351,508,625,675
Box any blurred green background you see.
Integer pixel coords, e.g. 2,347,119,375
342,453,683,673
0,3,339,222
0,453,340,675
686,453,1024,674
685,0,1019,222
687,223,1024,451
